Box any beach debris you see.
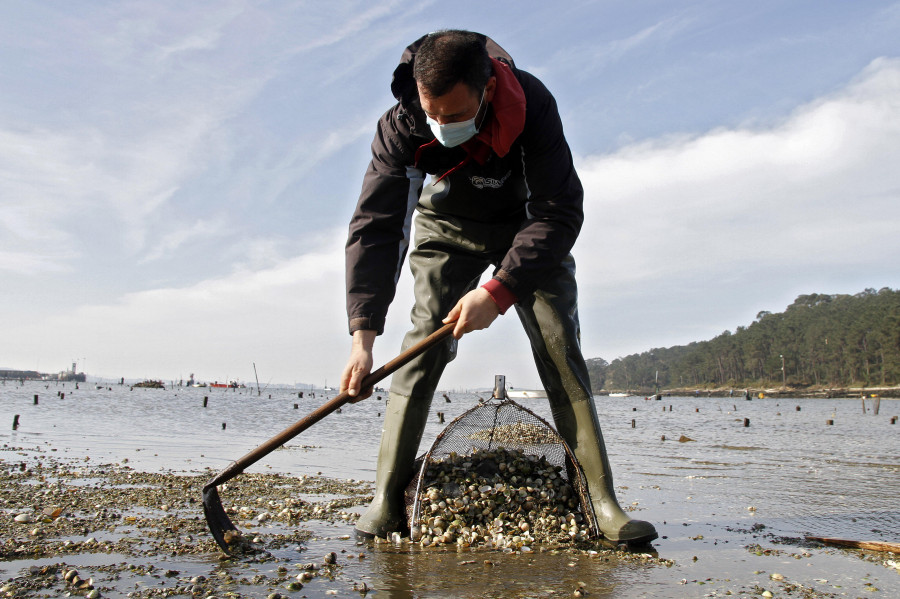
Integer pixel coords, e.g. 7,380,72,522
132,380,165,389
42,506,63,521
805,536,900,553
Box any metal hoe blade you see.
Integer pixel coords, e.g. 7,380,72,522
202,482,240,550
202,459,252,553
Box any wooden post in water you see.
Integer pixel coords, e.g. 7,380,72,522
12,415,19,430
873,397,880,415
743,418,750,427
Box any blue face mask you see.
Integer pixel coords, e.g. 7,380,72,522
426,88,486,148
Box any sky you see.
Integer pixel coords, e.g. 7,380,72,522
2,1,899,390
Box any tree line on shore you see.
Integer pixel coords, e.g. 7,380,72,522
587,287,900,393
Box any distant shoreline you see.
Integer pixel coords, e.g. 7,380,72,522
598,386,900,399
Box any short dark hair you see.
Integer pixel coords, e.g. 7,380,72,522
413,30,492,98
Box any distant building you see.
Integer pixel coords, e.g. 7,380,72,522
57,362,86,382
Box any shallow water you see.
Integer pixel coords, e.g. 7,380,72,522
2,380,898,597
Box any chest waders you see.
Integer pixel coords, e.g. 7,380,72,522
355,208,657,545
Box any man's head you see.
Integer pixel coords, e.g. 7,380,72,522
413,30,492,99
413,30,498,143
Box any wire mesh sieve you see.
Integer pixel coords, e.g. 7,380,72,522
404,395,599,548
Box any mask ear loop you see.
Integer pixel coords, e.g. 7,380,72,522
473,87,488,131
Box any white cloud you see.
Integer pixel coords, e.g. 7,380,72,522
573,57,900,356
139,216,232,264
283,0,411,54
0,2,285,273
531,14,694,80
0,250,69,275
15,233,348,383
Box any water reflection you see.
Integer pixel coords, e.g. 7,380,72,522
360,543,643,599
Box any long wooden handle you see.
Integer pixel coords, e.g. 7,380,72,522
207,322,455,487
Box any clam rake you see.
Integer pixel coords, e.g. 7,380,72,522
202,322,455,554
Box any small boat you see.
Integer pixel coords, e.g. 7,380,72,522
210,381,243,389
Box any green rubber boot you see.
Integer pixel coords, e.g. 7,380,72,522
557,398,658,545
355,392,431,538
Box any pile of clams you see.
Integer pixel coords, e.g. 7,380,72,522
411,447,592,549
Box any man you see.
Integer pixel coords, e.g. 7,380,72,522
341,30,657,545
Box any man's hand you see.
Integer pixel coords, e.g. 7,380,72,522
341,329,376,402
443,287,501,339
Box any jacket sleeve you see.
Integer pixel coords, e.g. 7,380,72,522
345,106,422,335
493,72,584,299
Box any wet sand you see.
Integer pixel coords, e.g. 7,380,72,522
1,383,898,597
1,451,671,598
2,451,897,598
